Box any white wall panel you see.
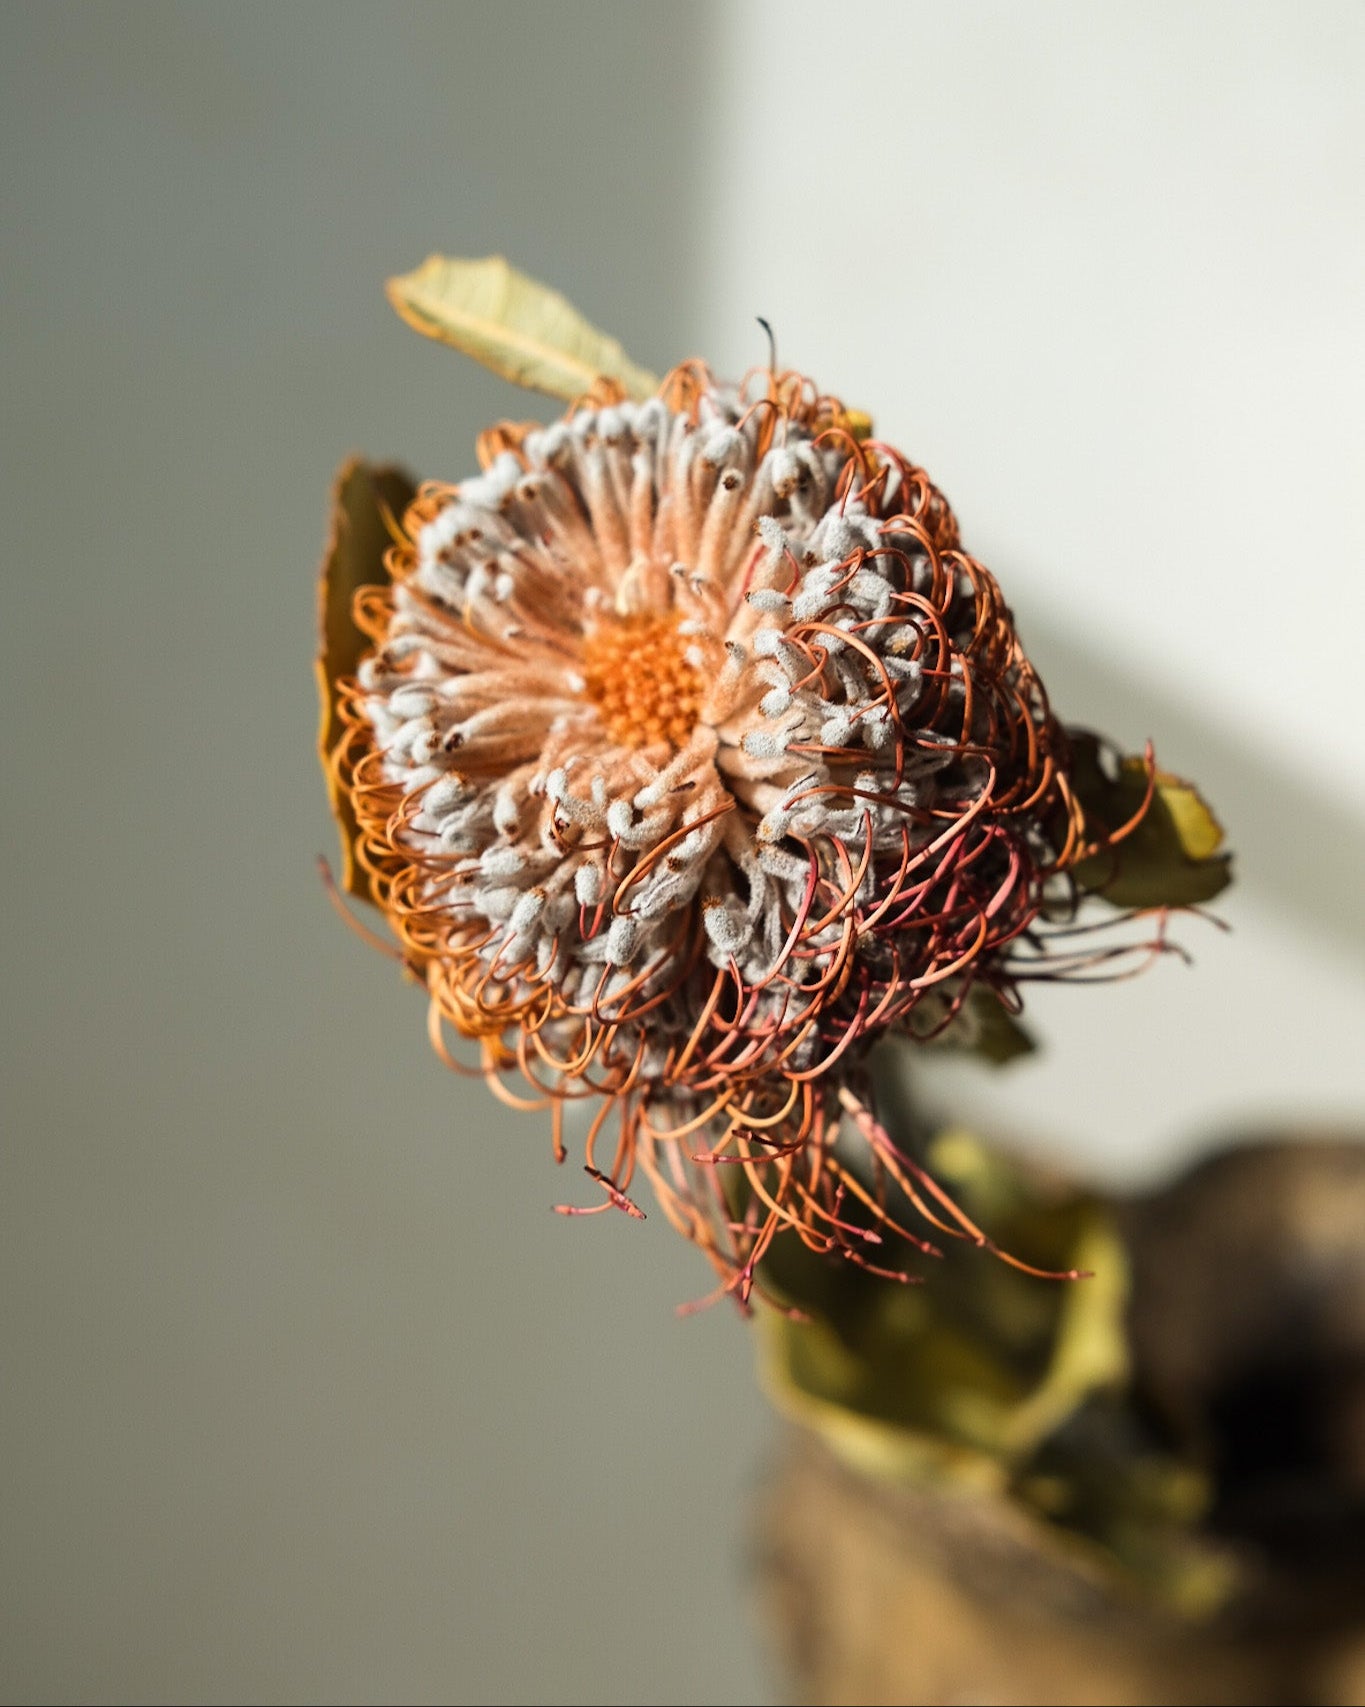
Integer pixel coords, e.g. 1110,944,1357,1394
697,1,1365,1177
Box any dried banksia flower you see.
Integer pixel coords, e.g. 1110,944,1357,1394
319,259,1229,1308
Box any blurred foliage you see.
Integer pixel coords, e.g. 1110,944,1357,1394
757,1129,1240,1614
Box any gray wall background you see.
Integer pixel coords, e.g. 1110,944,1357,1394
4,5,1363,1704
2,6,774,1704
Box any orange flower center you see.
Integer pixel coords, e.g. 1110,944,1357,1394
580,614,703,750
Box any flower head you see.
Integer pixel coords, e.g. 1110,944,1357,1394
324,359,1164,1306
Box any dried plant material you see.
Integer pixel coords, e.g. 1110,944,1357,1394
927,985,1037,1065
758,1137,1365,1705
322,361,1175,1304
318,266,1230,1305
1070,735,1232,908
759,1435,1251,1707
316,458,417,898
754,1132,1251,1626
755,1133,1129,1477
385,254,658,402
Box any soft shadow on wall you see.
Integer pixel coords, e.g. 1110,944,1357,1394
1023,610,1365,965
914,593,1365,1183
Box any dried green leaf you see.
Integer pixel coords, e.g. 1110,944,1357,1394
902,986,1037,1065
316,457,417,901
757,1132,1239,1610
997,1205,1128,1456
757,1134,1128,1477
960,987,1037,1065
386,254,659,403
1069,734,1233,908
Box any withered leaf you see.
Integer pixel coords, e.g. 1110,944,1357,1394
316,457,418,901
756,1131,1128,1475
386,255,659,403
903,986,1036,1066
755,1132,1236,1610
1069,733,1232,909
961,986,1037,1066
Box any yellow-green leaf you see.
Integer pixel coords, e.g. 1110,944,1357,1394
996,1204,1129,1456
756,1129,1239,1612
1156,773,1224,861
316,457,417,901
756,1133,1126,1475
1070,734,1233,908
386,254,659,403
